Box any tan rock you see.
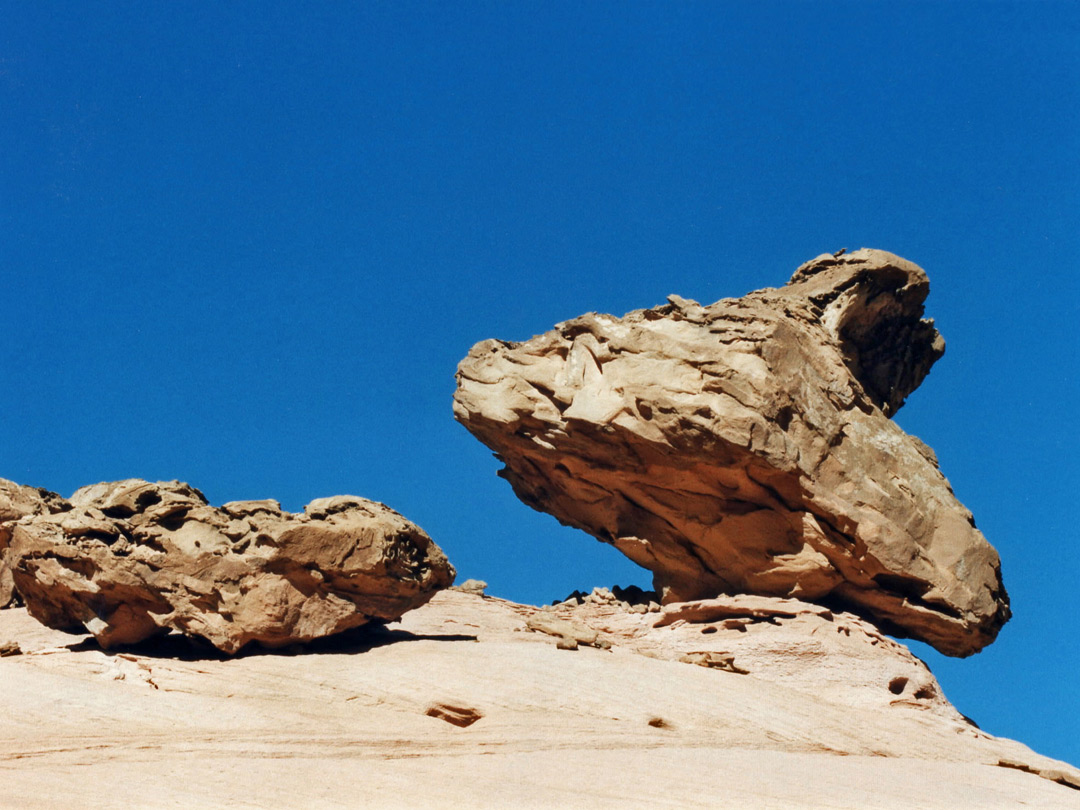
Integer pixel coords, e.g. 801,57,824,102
525,613,601,647
450,578,489,596
0,478,71,607
454,249,1009,656
655,594,835,626
679,651,749,673
8,479,455,652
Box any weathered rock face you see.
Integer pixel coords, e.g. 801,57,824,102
8,479,455,652
454,249,1009,657
535,587,966,719
0,479,71,608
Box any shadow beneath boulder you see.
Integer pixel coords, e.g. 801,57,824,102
62,623,479,662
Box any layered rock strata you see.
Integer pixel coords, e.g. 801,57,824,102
454,249,1009,656
7,479,454,652
526,587,965,719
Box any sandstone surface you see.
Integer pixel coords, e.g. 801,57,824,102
0,589,1076,809
7,479,454,652
454,249,1009,656
0,478,70,608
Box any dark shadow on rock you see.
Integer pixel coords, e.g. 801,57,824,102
62,623,479,661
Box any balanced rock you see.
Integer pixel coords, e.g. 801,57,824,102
0,478,71,608
8,479,455,652
454,249,1009,656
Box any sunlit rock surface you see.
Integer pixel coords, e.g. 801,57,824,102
0,589,1075,809
8,478,454,652
0,478,70,608
454,249,1009,656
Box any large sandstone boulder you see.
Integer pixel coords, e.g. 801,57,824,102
8,479,455,652
454,249,1009,656
0,479,71,607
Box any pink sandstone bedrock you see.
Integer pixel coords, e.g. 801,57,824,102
1,590,1076,809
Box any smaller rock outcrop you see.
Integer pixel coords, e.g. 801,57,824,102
0,478,71,608
8,479,455,652
451,578,489,596
525,613,608,649
516,588,964,718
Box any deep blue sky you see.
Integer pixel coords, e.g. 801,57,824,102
3,1,1077,767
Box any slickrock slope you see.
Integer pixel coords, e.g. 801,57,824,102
7,479,454,652
454,249,1008,656
0,478,69,608
543,585,965,717
0,589,1076,810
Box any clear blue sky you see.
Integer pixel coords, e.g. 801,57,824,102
3,1,1077,767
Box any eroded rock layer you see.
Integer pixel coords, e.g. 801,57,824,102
8,479,454,652
454,249,1009,656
